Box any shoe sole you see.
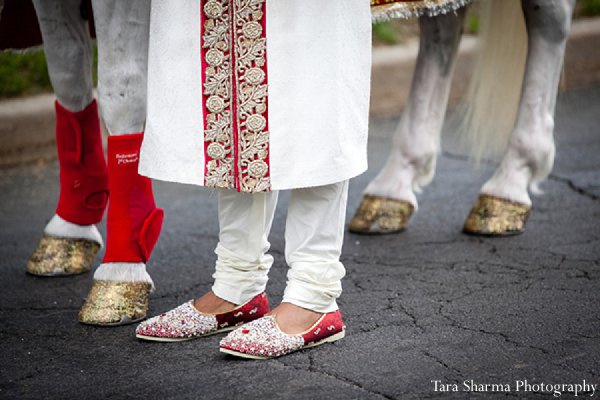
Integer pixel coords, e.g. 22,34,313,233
136,325,238,342
219,330,346,360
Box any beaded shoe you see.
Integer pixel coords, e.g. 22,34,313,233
219,309,345,359
136,292,269,342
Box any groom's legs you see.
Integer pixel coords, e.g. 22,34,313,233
194,189,278,313
271,180,349,334
283,180,348,313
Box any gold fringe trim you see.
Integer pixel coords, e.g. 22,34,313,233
371,0,472,21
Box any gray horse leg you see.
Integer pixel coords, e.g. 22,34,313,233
32,0,94,112
464,0,575,236
480,0,575,206
91,0,149,135
350,8,466,234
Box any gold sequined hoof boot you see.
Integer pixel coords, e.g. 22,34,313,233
26,234,101,276
79,280,152,326
463,194,531,236
349,195,414,234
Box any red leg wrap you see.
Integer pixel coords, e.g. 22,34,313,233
102,133,164,264
55,100,109,225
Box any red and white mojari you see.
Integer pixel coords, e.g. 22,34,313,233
220,310,346,359
137,0,371,356
136,292,270,341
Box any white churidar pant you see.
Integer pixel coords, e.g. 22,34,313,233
212,181,348,313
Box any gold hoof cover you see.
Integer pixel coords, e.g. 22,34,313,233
463,194,531,236
79,280,151,326
349,195,414,234
26,234,100,276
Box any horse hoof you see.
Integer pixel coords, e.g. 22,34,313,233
26,234,100,276
463,194,531,236
349,195,414,234
79,280,151,326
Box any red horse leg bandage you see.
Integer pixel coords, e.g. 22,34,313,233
102,133,164,264
55,100,109,225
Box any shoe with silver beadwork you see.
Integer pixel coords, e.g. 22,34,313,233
219,309,345,359
135,292,270,342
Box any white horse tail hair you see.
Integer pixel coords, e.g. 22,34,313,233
455,0,528,164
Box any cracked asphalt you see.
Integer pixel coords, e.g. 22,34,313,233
1,85,599,399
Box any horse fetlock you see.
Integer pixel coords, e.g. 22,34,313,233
481,135,555,206
365,161,418,207
44,214,103,246
365,145,437,206
412,152,437,192
396,136,438,180
481,171,532,207
509,131,555,183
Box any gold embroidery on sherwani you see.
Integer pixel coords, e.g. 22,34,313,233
202,0,270,192
233,0,270,192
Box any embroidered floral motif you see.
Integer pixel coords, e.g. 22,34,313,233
201,0,270,192
233,0,270,192
204,1,224,19
248,160,268,178
202,0,235,189
205,49,225,66
207,143,227,160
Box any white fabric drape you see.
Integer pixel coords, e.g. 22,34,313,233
139,0,372,191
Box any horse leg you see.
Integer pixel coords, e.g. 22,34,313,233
349,8,466,234
464,0,575,235
27,0,108,276
79,0,163,326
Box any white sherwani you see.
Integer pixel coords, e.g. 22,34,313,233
140,0,372,192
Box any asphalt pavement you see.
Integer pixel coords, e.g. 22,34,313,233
0,85,599,399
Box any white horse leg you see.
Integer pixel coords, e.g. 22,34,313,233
464,0,575,235
91,1,149,135
32,0,94,111
27,1,107,276
349,8,466,234
79,0,163,326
